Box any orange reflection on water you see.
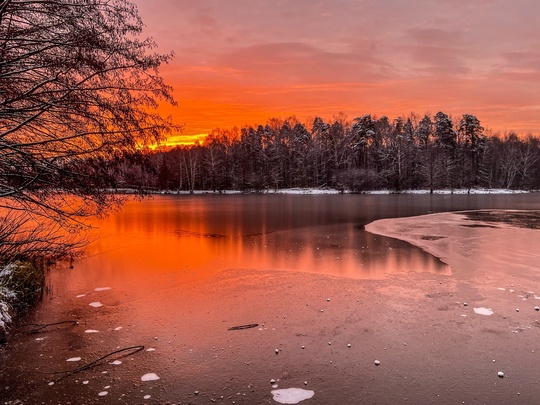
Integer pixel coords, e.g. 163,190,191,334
71,195,448,299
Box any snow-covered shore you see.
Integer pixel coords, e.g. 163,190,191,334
148,187,533,196
275,187,531,195
0,264,17,341
0,262,44,342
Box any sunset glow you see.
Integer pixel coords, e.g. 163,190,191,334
6,2,540,403
134,0,540,144
155,133,208,148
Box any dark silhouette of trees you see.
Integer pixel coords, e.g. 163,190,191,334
433,112,458,188
351,114,376,169
0,0,176,261
415,115,437,192
146,112,540,194
458,114,486,189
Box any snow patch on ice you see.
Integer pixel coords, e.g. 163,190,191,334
67,357,82,362
146,348,156,352
110,360,122,365
85,329,99,333
98,391,108,396
271,388,315,404
141,373,160,381
114,326,123,331
144,395,151,399
94,287,111,291
76,294,87,298
474,307,494,316
89,302,103,308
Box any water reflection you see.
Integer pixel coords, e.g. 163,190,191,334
75,195,449,289
71,192,540,290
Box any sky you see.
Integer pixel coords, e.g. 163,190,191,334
133,0,540,144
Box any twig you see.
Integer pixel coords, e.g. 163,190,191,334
228,324,259,331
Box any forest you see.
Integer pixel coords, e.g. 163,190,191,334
123,112,540,193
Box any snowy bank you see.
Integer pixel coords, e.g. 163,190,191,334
0,262,45,342
145,187,533,196
366,188,530,195
0,264,17,341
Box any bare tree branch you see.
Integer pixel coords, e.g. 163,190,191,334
0,0,178,262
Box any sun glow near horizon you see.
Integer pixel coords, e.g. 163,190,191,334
162,133,209,147
135,0,540,145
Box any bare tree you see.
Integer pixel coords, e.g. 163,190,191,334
350,114,376,169
202,134,227,192
0,0,177,261
519,135,540,189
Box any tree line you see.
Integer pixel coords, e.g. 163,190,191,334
125,113,540,193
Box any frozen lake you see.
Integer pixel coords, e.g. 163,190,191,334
62,193,540,283
2,193,540,404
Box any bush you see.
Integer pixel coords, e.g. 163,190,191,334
336,168,383,193
0,261,45,342
0,261,45,311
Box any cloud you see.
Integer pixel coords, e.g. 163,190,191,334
133,0,540,137
405,28,465,47
400,28,471,75
216,42,395,85
406,45,471,75
500,51,540,73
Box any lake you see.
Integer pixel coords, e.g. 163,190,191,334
67,193,540,283
2,193,540,404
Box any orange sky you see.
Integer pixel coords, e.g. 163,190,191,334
134,0,540,144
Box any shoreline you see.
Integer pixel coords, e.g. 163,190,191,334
124,187,534,196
